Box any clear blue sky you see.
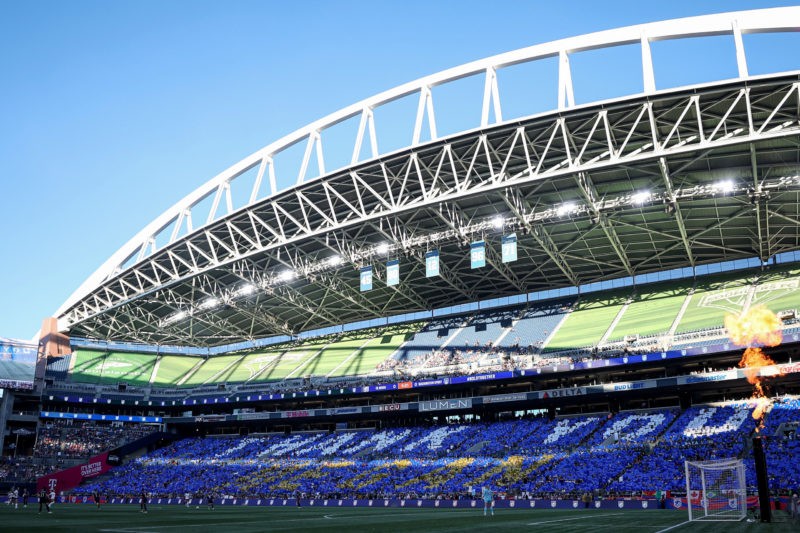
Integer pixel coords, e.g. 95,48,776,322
1,0,797,341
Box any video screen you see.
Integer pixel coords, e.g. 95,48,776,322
0,338,37,390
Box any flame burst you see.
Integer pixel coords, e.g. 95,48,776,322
724,305,783,431
724,305,782,348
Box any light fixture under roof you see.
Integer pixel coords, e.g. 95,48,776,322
236,283,256,296
165,310,188,324
631,191,651,205
556,202,577,217
712,179,735,193
328,255,344,267
278,270,296,282
491,215,504,228
199,297,220,310
376,242,390,255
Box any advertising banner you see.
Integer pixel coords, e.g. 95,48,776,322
37,452,112,493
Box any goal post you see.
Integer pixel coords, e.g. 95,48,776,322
684,458,747,521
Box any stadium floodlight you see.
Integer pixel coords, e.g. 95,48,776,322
277,270,296,282
491,215,504,229
556,202,577,217
712,180,735,194
375,242,390,255
328,255,344,267
236,283,256,297
199,297,220,310
165,310,188,324
631,191,651,205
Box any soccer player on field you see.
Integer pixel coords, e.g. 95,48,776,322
140,489,148,514
482,486,494,517
93,489,101,509
38,488,51,514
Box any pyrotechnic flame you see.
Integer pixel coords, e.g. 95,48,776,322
725,305,783,432
724,305,782,348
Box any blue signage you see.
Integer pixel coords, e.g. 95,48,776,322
470,241,486,269
387,260,399,286
425,250,439,277
360,266,373,291
502,233,517,263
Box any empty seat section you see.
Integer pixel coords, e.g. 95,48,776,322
152,355,201,387
251,340,328,382
45,353,71,382
607,280,691,341
181,355,244,387
673,272,754,334
70,350,156,386
446,309,518,351
328,324,420,377
543,291,631,353
500,298,576,350
393,316,463,363
751,266,800,315
224,349,286,383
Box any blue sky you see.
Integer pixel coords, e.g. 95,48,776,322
1,0,798,341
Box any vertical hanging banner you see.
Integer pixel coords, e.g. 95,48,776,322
386,260,400,287
470,240,486,269
502,233,518,263
425,250,440,277
360,266,373,292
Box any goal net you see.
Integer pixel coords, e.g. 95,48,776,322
684,458,747,521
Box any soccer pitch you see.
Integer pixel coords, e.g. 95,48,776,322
0,505,796,532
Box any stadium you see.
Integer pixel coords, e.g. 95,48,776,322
3,6,800,532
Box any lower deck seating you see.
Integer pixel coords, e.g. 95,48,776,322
71,399,800,500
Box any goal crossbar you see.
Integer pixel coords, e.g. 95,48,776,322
685,458,747,522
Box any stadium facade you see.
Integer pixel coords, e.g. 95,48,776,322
2,8,800,515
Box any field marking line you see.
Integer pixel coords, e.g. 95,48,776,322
527,512,618,526
99,530,159,533
653,519,692,533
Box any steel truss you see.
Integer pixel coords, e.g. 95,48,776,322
56,8,800,346
62,75,800,345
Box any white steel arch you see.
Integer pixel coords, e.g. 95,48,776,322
57,7,800,323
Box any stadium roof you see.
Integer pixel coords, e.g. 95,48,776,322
56,8,800,346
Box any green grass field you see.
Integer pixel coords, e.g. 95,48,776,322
1,504,795,533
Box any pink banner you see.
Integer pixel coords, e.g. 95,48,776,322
37,452,112,493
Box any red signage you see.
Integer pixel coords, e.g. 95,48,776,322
398,381,413,390
37,452,112,493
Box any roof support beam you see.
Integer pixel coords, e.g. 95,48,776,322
658,157,696,268
575,171,635,278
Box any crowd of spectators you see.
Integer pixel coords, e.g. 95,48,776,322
34,420,156,459
0,455,60,482
70,400,800,503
